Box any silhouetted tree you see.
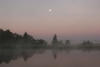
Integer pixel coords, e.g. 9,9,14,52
82,41,86,45
0,29,14,45
52,34,58,45
87,40,91,44
23,32,29,40
0,29,3,44
65,40,70,45
13,33,22,44
82,40,93,46
0,29,3,33
22,32,34,45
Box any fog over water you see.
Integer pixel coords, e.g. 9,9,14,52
0,49,100,67
0,0,100,67
35,36,100,44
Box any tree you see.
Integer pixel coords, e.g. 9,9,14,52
65,40,70,45
0,29,3,34
87,40,91,44
23,32,36,45
82,40,93,46
82,41,86,45
13,33,22,44
52,34,58,45
0,29,3,44
23,32,31,44
23,32,28,39
0,29,14,45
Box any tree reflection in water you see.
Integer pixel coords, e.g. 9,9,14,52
0,48,46,64
0,46,100,64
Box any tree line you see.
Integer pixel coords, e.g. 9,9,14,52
0,28,95,47
0,29,47,47
52,34,93,46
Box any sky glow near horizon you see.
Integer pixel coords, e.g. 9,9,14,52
0,0,100,42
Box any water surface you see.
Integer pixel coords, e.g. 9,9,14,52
0,49,100,67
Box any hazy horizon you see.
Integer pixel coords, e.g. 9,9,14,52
0,0,100,43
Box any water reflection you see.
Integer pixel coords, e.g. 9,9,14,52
0,47,100,64
0,48,47,64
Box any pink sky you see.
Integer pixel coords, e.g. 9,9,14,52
0,0,100,42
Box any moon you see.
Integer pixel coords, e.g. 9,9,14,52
49,9,51,12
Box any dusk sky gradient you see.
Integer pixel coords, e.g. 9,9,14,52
0,0,100,43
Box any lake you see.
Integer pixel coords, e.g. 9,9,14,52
0,48,100,67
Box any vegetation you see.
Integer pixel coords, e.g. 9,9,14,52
0,28,100,48
0,28,100,64
0,29,47,48
65,40,70,45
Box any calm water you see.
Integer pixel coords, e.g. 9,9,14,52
0,49,100,67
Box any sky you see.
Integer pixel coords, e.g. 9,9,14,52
0,0,100,43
